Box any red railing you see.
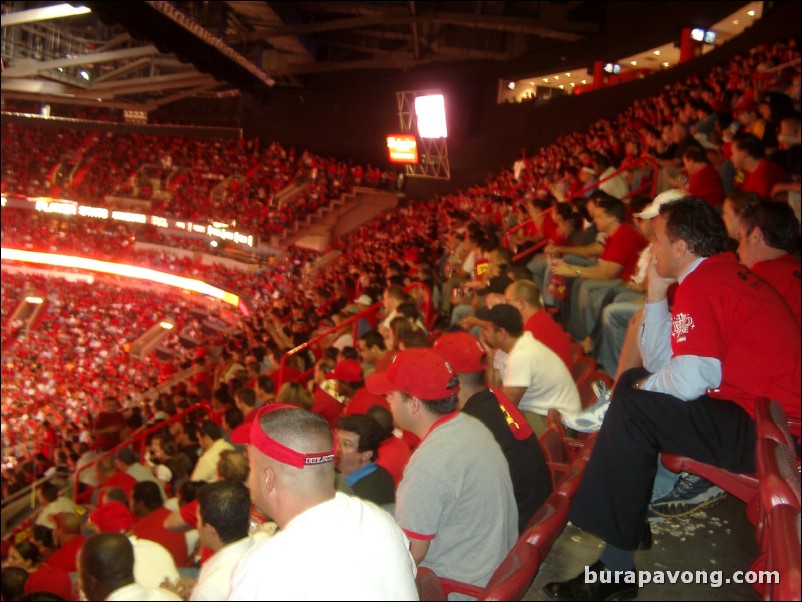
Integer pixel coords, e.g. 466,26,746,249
501,155,659,265
569,155,659,203
73,401,214,504
512,239,549,265
275,283,433,390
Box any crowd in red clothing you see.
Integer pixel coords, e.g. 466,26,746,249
0,122,399,239
0,34,799,600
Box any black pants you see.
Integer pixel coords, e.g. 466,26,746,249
568,367,757,550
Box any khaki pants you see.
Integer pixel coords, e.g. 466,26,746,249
523,410,548,437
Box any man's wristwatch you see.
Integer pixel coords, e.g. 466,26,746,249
574,268,581,278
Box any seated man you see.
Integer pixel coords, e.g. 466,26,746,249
736,199,801,325
88,500,180,590
551,197,647,341
189,481,252,601
131,481,191,568
335,415,395,509
545,198,801,601
326,358,387,416
366,405,413,489
367,348,518,593
588,190,687,375
433,331,552,532
503,279,573,371
229,404,418,600
482,304,580,435
48,512,86,574
191,421,234,483
78,533,181,601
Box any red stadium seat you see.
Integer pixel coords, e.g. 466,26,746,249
764,503,801,602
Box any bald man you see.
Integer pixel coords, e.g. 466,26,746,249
229,405,417,600
78,533,181,601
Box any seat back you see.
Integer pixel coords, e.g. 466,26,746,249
538,427,570,486
415,567,447,601
756,438,801,511
481,539,542,601
754,397,796,449
765,503,801,602
571,354,595,384
522,493,572,557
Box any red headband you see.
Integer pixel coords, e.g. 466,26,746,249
247,404,336,469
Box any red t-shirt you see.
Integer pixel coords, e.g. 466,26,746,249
179,498,199,528
375,436,412,489
47,535,86,573
751,254,801,326
101,471,138,500
311,386,344,429
133,506,190,567
541,212,560,241
688,164,724,207
524,310,573,371
740,159,787,199
268,366,304,392
600,224,647,281
671,253,801,422
231,408,259,443
344,387,389,416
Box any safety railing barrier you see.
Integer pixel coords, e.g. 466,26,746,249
72,401,213,504
501,155,659,265
130,364,202,407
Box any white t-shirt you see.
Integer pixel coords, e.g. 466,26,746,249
599,166,630,200
228,493,417,601
129,535,180,590
36,496,78,529
191,537,252,601
107,582,182,601
496,331,581,418
191,438,234,483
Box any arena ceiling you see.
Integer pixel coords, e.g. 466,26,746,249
1,1,607,112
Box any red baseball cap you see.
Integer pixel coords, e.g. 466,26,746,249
89,501,133,534
366,348,458,400
433,332,486,373
326,359,364,383
24,566,72,600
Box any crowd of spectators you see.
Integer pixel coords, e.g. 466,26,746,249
0,34,799,601
0,120,402,239
0,279,219,489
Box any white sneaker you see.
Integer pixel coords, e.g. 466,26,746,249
591,379,612,402
562,396,610,433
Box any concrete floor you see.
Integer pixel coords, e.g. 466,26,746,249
526,494,761,601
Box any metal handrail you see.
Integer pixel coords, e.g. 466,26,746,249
501,155,659,263
130,364,202,407
511,238,549,265
1,469,73,539
72,401,213,503
502,217,536,249
568,155,659,202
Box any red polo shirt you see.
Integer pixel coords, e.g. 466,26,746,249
523,310,573,371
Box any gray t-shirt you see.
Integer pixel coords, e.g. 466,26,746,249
395,413,518,592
